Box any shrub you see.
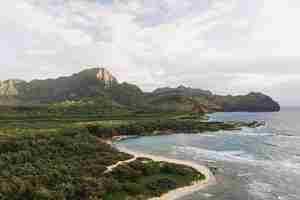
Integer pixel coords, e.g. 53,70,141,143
123,182,144,195
146,178,178,196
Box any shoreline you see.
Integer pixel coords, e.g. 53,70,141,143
114,144,216,200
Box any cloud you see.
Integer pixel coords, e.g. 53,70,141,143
0,0,300,105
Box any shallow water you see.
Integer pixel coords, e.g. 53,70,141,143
116,108,300,200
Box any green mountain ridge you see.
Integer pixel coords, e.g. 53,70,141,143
0,68,280,112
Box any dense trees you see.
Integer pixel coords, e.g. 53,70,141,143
0,129,204,200
0,130,130,200
104,159,204,199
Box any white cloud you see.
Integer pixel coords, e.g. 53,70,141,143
1,1,93,46
250,0,300,56
0,0,300,105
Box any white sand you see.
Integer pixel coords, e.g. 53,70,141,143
115,145,216,200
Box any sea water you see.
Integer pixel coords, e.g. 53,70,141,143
116,107,300,200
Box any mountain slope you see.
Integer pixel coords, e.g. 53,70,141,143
0,68,280,112
147,86,280,112
212,92,281,112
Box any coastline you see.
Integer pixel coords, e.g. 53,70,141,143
114,144,216,200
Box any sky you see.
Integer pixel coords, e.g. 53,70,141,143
1,0,300,106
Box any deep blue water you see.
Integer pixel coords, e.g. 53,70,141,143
116,108,300,200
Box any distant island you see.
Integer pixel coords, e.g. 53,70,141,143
0,68,280,200
0,68,280,113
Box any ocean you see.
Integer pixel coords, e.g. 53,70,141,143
116,107,300,200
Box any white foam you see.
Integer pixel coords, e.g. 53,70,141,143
174,146,300,175
174,146,257,163
197,131,274,137
201,193,214,198
248,181,275,199
204,128,275,137
237,172,253,177
276,160,300,174
277,134,300,139
228,128,275,136
248,181,298,200
196,134,218,137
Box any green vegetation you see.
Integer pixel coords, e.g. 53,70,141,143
0,68,275,200
0,129,131,200
0,128,204,200
0,102,264,200
104,158,204,200
0,108,209,200
0,68,280,113
0,107,193,138
212,92,281,112
148,86,280,112
0,105,259,140
86,119,253,138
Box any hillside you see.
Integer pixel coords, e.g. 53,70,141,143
148,86,280,112
0,68,280,113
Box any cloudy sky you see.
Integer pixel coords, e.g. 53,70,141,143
1,0,300,106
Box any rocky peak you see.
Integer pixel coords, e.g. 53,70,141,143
0,79,23,96
96,68,117,87
76,67,117,88
177,85,187,89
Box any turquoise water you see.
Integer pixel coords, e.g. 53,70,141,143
116,108,300,200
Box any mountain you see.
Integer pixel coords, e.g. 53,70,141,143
0,68,280,112
148,86,280,112
211,92,281,112
152,85,212,96
0,68,140,104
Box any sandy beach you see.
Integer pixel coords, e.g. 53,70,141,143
114,145,216,200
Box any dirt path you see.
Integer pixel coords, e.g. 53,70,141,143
104,156,137,174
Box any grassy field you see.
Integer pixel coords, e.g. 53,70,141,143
0,107,199,138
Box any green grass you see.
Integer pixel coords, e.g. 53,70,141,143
0,109,191,138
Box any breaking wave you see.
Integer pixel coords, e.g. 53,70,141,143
173,146,300,174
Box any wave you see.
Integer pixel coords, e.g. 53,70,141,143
231,131,275,137
199,129,275,137
276,134,300,138
174,146,257,163
173,145,300,199
248,180,299,200
202,126,298,139
173,146,300,175
248,181,279,199
276,160,300,174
